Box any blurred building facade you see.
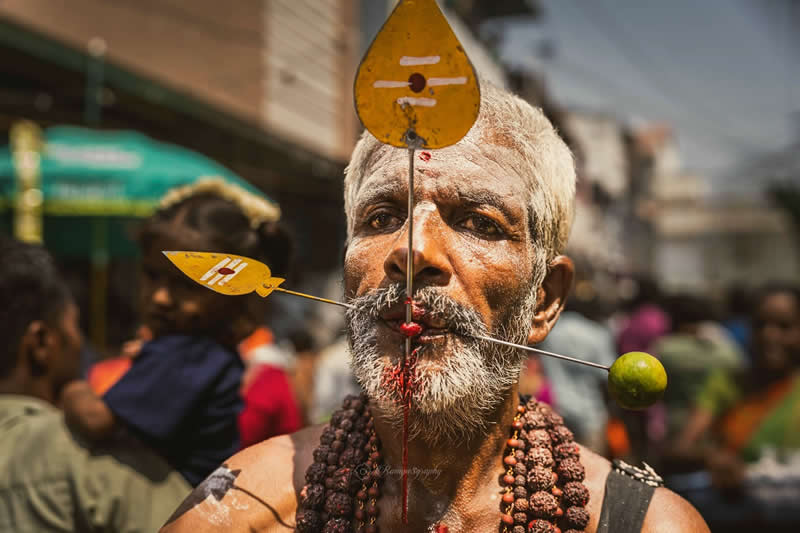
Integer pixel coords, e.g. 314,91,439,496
0,0,510,348
649,173,798,293
0,0,362,278
0,0,366,349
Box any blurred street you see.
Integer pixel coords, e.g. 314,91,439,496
0,1,798,532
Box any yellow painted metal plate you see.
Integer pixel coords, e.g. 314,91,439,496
354,0,480,149
162,251,285,298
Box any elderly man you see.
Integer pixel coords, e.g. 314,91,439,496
0,237,190,532
162,83,708,533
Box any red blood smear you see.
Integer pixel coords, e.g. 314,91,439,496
381,348,418,525
402,393,410,524
401,349,419,524
419,151,432,162
218,267,235,275
400,322,422,337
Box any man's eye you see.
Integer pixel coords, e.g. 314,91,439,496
368,212,401,230
460,214,502,236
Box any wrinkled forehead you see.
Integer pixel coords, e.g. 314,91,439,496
354,140,530,212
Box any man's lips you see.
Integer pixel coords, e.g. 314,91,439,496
381,318,449,338
379,304,447,329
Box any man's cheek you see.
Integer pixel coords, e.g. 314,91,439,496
344,245,381,297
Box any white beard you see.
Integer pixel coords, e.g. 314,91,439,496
345,284,538,446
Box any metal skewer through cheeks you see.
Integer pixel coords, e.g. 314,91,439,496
269,286,610,371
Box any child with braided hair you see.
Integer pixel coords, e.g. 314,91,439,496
62,178,293,486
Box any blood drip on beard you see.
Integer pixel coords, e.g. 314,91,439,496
381,319,420,524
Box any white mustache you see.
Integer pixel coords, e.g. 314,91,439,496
345,284,489,339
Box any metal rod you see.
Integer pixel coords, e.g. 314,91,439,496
406,144,416,312
405,145,416,351
272,287,355,309
475,335,610,371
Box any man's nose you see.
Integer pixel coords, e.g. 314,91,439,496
383,206,452,287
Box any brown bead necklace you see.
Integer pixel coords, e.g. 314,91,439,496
295,394,590,533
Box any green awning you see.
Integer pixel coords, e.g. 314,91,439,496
0,125,262,216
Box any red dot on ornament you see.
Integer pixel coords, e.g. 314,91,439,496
218,267,235,275
408,72,426,92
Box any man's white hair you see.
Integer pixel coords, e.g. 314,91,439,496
343,81,576,260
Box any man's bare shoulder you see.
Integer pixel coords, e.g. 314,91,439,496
577,447,708,533
643,487,710,533
577,445,612,533
229,423,325,496
160,424,325,533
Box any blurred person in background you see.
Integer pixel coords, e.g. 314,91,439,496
617,276,670,355
284,329,321,426
615,277,670,462
0,237,190,532
722,284,753,358
60,178,291,486
309,334,361,424
518,353,554,406
654,293,745,452
668,284,800,531
534,282,616,453
238,325,302,447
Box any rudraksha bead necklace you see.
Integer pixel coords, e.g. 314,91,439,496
296,394,589,533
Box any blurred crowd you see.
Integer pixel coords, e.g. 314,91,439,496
1,177,798,532
526,274,800,532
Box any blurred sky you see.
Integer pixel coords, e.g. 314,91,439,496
491,0,800,195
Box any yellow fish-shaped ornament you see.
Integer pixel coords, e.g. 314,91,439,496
162,251,285,298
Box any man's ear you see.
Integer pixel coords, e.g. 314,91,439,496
527,255,574,345
20,320,53,376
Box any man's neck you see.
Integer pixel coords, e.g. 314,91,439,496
0,371,54,404
370,384,520,529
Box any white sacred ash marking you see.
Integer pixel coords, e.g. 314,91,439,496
427,76,467,86
218,261,247,286
397,97,436,107
373,80,409,88
399,55,440,66
373,77,467,89
199,256,248,287
201,257,230,281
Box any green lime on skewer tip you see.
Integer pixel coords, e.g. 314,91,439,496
608,351,667,410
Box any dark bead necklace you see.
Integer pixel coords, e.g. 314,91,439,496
296,394,590,533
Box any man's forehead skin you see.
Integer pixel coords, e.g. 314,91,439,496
354,144,529,229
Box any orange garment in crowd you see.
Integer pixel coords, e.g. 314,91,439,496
88,357,132,396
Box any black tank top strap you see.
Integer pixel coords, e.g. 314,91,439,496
596,460,663,533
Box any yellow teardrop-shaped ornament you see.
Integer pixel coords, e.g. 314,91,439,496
354,0,480,149
162,251,282,297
